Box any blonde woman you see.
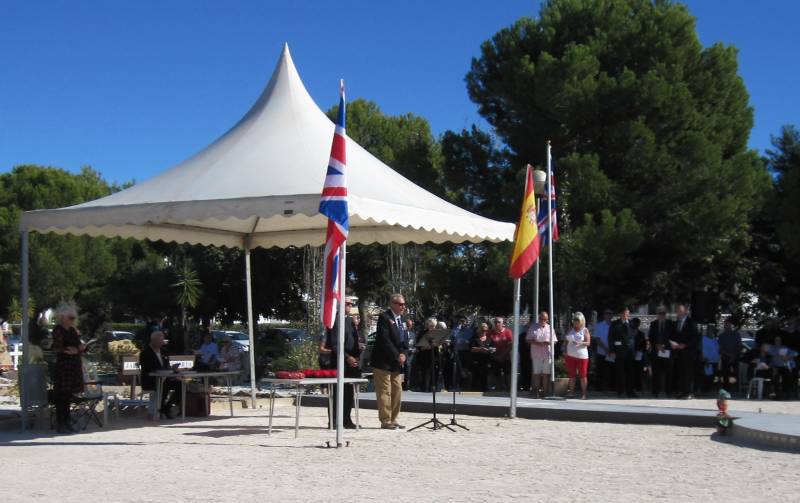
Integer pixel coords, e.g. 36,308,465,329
566,312,591,399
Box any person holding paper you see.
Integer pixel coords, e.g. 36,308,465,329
526,311,555,398
648,307,674,397
322,300,360,429
608,308,637,398
470,322,494,391
631,318,648,393
673,304,699,399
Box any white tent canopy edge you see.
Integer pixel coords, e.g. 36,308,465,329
17,43,515,435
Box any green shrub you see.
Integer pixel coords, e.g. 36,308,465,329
269,340,319,372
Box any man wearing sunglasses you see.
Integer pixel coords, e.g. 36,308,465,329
371,293,410,430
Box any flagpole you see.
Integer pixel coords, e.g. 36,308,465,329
510,278,521,417
336,242,346,447
545,140,560,399
510,163,531,418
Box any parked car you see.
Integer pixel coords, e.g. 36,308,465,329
104,330,135,342
210,330,250,351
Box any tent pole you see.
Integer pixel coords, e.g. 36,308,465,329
20,230,30,431
510,278,520,418
244,237,257,410
335,242,346,447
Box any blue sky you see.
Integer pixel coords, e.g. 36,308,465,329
1,1,797,184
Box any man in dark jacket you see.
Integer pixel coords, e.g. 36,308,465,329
608,308,638,398
648,306,674,397
323,298,360,429
370,293,409,429
139,331,181,419
673,304,699,399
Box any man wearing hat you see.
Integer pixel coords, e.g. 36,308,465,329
322,296,360,429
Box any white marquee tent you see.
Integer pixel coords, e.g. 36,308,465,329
18,44,515,433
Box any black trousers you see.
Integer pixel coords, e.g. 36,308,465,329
329,366,360,426
161,378,183,410
651,355,672,397
719,355,738,390
471,355,490,391
675,349,695,396
54,390,72,427
614,351,635,396
593,354,608,391
491,359,511,390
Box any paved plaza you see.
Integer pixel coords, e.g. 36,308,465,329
1,399,798,502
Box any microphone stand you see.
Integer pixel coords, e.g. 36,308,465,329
409,340,454,432
448,337,469,430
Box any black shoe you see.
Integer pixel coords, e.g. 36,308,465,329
393,423,406,429
160,408,176,419
627,392,639,398
343,422,357,429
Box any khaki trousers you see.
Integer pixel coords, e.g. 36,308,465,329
373,368,402,425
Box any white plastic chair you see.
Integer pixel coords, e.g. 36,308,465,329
746,377,769,399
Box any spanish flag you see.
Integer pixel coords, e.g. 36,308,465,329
508,166,541,278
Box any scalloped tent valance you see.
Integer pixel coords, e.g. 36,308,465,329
20,44,514,248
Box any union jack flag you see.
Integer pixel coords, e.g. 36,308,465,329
319,80,349,329
537,164,559,248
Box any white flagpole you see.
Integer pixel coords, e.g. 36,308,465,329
510,278,521,418
546,141,557,394
510,164,531,418
335,242,346,447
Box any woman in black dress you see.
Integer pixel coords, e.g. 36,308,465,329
470,322,494,391
52,303,84,433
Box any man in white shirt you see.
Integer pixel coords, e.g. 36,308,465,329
593,309,613,391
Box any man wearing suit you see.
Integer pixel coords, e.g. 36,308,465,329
139,331,182,419
608,308,638,398
323,298,360,429
371,293,409,430
673,304,699,399
648,306,674,397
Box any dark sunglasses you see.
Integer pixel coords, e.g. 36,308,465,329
393,302,406,306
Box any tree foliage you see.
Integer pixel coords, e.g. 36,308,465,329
466,0,771,313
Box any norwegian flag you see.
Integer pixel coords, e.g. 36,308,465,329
319,81,349,329
537,165,559,247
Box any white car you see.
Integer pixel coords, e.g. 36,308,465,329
105,330,135,341
211,330,250,351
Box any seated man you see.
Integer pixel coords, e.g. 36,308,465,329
194,332,220,370
139,331,182,419
219,336,244,385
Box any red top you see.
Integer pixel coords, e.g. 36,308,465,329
491,328,513,359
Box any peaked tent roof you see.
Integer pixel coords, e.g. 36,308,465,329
21,44,515,249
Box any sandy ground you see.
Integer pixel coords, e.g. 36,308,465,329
0,397,798,503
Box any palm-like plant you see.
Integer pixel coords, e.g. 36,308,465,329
7,296,36,323
172,261,202,345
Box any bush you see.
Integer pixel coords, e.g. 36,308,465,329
269,340,319,372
